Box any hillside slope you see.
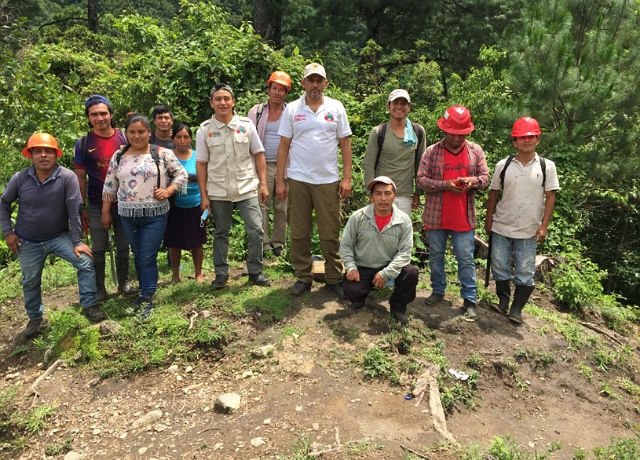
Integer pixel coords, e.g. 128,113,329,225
1,271,639,459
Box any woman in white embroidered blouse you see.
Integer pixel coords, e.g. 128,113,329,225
102,114,187,318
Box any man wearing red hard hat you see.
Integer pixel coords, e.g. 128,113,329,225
417,106,490,319
248,71,292,258
485,117,560,323
0,133,107,340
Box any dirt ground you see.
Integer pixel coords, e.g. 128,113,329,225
1,273,639,460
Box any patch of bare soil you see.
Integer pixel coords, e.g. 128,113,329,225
1,274,639,459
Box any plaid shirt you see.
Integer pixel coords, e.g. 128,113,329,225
417,139,489,230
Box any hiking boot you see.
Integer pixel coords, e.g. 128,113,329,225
425,292,444,305
138,300,153,321
118,281,139,297
291,281,312,296
325,283,345,300
249,273,271,286
350,301,366,310
23,317,43,338
82,305,107,322
463,299,477,319
272,246,284,257
391,310,409,326
212,275,229,289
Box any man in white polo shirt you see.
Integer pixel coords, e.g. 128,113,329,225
275,63,353,298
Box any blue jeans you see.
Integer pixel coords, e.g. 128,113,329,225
17,234,98,319
491,232,536,286
120,214,168,297
211,197,264,276
427,229,477,303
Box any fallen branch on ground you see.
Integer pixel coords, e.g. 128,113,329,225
580,322,623,345
28,359,67,404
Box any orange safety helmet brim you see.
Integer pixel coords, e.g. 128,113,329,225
21,132,63,158
266,71,292,91
437,106,475,135
512,117,541,137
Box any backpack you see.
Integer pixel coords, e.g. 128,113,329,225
255,102,267,126
499,155,547,189
115,144,162,188
375,122,425,171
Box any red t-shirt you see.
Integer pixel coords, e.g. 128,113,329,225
375,213,393,231
441,146,471,231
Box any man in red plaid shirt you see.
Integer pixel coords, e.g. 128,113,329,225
417,106,489,319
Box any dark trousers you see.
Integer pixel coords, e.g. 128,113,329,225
343,264,419,313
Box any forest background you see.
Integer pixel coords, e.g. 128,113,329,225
1,0,639,320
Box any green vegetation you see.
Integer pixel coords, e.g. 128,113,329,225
0,384,57,452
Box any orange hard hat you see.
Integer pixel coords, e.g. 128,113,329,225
266,71,292,91
437,106,474,135
512,117,541,137
21,132,63,158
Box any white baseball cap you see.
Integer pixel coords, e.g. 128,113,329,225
388,89,411,103
303,63,327,79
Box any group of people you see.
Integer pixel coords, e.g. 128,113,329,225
0,60,559,339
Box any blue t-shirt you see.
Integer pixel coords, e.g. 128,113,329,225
175,150,201,208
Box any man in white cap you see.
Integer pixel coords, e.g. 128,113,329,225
363,89,425,216
417,106,489,319
340,176,418,325
276,62,353,298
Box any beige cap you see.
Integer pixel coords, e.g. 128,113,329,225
303,63,327,79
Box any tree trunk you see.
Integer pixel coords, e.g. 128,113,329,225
254,0,270,41
253,0,284,47
88,0,98,33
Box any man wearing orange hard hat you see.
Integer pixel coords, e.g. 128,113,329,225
417,106,490,319
0,133,107,340
485,117,559,324
248,71,292,258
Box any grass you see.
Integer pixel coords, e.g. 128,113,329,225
2,252,640,458
0,383,57,454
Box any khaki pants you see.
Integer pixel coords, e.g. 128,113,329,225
260,162,287,250
287,178,343,284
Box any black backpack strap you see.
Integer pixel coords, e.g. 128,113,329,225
499,155,515,189
115,144,131,166
539,156,547,188
150,144,161,189
255,102,267,126
79,135,87,154
412,122,424,160
374,123,387,172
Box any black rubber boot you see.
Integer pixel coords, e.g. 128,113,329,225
94,258,108,302
116,258,139,297
493,280,511,314
508,285,534,324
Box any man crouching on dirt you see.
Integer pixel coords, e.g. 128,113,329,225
0,132,107,340
340,176,419,325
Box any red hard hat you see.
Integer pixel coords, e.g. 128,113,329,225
266,71,292,91
21,132,63,158
512,117,541,137
437,106,474,135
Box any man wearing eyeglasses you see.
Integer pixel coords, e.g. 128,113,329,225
275,63,353,299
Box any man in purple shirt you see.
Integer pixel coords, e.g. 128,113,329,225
1,133,107,340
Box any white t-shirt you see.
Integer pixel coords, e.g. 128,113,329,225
278,94,352,184
489,154,560,238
